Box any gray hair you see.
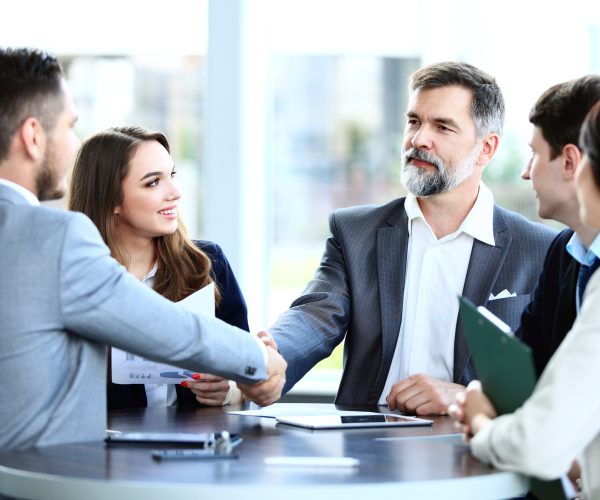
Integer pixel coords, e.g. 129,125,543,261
410,61,505,139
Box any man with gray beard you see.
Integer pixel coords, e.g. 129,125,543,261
268,62,556,415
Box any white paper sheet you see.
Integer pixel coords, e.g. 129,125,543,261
228,403,381,418
111,283,215,384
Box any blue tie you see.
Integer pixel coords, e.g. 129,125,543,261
578,257,600,305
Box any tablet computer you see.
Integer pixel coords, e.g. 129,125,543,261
275,414,432,430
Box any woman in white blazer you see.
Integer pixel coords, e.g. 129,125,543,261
450,100,600,500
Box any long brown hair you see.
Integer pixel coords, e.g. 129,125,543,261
69,126,220,303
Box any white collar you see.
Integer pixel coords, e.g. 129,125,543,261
0,179,40,206
405,182,495,245
141,262,158,287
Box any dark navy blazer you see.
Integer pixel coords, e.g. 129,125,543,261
107,240,249,410
516,229,579,377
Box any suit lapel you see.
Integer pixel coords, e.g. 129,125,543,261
454,206,511,382
371,204,409,396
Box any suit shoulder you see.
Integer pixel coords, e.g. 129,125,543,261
331,197,406,226
542,228,575,267
20,205,97,237
494,205,557,241
62,209,106,240
193,239,226,263
550,228,575,247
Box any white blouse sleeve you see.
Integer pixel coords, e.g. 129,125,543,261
470,271,600,479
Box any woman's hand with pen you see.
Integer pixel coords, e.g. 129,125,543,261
182,373,232,406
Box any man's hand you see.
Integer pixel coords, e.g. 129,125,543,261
256,330,278,351
386,373,465,415
238,343,286,407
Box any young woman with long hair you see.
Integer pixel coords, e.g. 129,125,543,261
69,126,246,409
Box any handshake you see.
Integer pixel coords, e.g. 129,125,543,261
237,331,287,407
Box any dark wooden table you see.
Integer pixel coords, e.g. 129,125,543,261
0,404,527,499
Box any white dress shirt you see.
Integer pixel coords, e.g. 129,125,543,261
379,183,495,404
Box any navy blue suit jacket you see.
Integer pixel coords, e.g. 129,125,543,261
516,229,579,376
107,241,249,410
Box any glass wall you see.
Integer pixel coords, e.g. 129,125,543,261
262,0,600,391
4,0,600,395
62,56,206,232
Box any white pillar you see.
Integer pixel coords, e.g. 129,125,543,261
205,0,270,330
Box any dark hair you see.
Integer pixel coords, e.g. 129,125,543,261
69,126,220,303
580,100,600,189
409,61,504,139
0,48,64,162
529,76,600,160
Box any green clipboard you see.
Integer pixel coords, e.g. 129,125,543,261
458,296,537,415
458,296,567,500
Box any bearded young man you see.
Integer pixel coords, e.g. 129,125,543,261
0,48,286,451
268,61,556,414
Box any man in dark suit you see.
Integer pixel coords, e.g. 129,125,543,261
269,62,556,414
517,76,600,375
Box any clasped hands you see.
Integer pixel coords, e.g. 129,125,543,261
183,331,286,408
448,380,497,440
237,331,287,407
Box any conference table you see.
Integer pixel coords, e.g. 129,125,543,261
0,403,528,499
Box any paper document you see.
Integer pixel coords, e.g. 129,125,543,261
111,283,215,384
228,403,383,418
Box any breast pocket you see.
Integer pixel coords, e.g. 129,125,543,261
485,294,531,331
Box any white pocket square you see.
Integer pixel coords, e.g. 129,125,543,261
488,289,517,301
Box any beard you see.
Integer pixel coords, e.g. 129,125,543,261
401,146,479,197
36,140,66,201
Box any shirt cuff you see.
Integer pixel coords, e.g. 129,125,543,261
223,381,244,405
470,418,496,465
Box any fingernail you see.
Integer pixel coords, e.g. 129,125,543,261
192,373,201,380
180,381,188,388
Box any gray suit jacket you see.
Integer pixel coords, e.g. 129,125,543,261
270,197,556,405
0,184,265,450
